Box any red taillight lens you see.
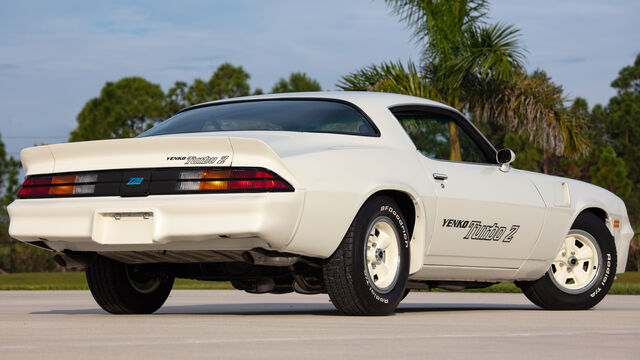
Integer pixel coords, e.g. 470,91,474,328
22,176,52,186
230,169,274,179
227,180,290,190
176,168,292,193
17,186,50,196
18,173,97,198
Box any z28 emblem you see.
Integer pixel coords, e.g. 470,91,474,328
126,177,144,185
442,218,520,242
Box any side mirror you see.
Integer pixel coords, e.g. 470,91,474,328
496,149,516,172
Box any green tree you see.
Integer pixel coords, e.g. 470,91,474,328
0,135,59,273
0,135,20,201
602,55,640,260
0,134,17,272
339,0,589,164
611,55,640,93
271,72,322,93
163,81,189,116
604,54,640,182
590,147,633,199
70,77,165,141
71,63,257,141
164,63,252,115
503,133,541,172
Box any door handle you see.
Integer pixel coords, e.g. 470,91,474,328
432,173,448,181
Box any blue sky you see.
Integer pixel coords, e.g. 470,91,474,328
1,0,638,158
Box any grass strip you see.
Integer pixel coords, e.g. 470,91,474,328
0,272,233,290
0,272,638,293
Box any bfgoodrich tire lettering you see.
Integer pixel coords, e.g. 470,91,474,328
516,212,616,310
86,255,174,314
323,196,410,315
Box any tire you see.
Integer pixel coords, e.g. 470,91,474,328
86,255,174,314
516,212,616,310
323,196,410,315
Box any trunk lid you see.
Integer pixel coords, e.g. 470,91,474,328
21,136,234,176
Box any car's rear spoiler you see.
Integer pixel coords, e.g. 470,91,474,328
19,136,300,188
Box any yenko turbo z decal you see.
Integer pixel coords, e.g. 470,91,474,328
442,218,520,242
166,155,230,165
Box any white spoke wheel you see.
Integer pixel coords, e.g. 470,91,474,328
549,230,602,294
323,196,410,316
365,217,402,293
516,212,616,310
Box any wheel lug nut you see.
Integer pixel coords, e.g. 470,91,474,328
561,252,566,257
559,263,564,267
372,242,377,247
571,251,575,255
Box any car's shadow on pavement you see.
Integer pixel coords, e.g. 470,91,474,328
396,303,538,313
31,302,539,316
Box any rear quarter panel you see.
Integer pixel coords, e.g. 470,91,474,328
216,99,439,274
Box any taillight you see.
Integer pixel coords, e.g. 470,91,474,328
175,168,292,192
16,167,293,199
18,173,97,198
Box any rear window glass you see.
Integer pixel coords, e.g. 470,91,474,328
139,100,378,137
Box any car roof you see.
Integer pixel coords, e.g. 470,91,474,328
179,91,460,116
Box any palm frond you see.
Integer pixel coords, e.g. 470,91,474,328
375,61,441,99
336,63,387,91
464,23,526,81
385,0,490,60
472,71,589,158
337,60,440,100
557,109,590,158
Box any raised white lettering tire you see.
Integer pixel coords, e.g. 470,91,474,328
323,196,410,315
516,212,616,310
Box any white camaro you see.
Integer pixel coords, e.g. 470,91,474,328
8,92,634,315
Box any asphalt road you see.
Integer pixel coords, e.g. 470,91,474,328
0,290,638,359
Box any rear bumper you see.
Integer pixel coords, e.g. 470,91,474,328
8,192,305,252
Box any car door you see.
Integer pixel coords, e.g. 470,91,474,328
392,106,547,269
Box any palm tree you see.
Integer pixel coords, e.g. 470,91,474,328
338,0,588,165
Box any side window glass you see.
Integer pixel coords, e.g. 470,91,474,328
394,112,488,163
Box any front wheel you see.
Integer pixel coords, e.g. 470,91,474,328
517,212,616,310
323,196,410,315
86,255,174,314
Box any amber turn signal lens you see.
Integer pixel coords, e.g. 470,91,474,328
200,180,228,190
49,185,74,195
201,170,230,179
52,175,77,184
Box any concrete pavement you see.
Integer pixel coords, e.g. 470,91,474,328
0,290,638,359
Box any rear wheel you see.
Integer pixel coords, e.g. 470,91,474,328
86,255,174,314
323,196,410,315
517,212,616,310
